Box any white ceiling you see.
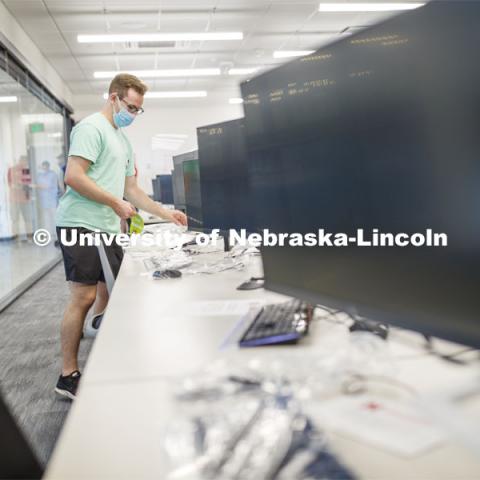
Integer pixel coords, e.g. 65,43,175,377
1,0,428,106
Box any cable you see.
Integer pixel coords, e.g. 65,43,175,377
423,335,478,365
315,306,479,365
341,373,418,398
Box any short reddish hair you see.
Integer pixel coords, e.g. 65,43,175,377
108,73,148,98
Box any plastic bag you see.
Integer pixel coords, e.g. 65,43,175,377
164,360,356,480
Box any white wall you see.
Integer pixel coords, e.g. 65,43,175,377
74,98,244,194
0,2,73,109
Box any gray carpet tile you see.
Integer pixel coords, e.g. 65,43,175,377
0,264,94,467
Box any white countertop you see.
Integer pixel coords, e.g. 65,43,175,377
45,239,480,480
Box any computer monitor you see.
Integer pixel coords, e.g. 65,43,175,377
241,1,480,347
183,159,203,231
151,177,160,202
152,175,173,204
172,150,198,211
157,175,174,205
197,118,253,234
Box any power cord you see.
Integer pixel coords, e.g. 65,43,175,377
314,306,479,365
423,335,478,365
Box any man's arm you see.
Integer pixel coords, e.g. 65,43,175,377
124,175,187,226
65,156,136,220
57,171,65,194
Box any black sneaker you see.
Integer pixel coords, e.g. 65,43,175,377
55,370,81,400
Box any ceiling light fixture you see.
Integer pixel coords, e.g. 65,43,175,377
318,3,425,12
103,91,207,99
152,134,188,151
79,32,243,44
0,96,18,103
228,68,259,76
95,69,220,79
229,98,244,104
273,50,315,59
146,91,207,98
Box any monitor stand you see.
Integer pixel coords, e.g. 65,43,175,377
222,231,233,252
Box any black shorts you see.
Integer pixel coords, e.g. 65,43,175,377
56,227,124,285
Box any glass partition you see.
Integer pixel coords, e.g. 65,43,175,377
0,68,67,308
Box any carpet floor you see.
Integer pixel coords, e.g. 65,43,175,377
0,264,94,467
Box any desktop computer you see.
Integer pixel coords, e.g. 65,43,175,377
241,1,480,347
158,175,174,205
151,175,173,204
197,118,255,253
197,118,254,234
151,177,160,202
183,159,203,231
172,150,197,212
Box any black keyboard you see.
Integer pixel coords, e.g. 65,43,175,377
239,299,312,347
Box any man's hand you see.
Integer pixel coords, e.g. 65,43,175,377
163,209,188,226
112,199,136,220
123,176,187,226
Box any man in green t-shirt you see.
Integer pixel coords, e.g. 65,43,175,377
55,73,187,400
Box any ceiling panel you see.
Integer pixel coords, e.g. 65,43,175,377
2,0,432,108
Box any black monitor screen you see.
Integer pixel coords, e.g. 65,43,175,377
197,118,253,233
241,1,480,346
172,150,198,210
158,175,174,205
151,178,160,202
183,159,203,231
172,165,184,209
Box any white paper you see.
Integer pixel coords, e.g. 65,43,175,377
315,395,447,457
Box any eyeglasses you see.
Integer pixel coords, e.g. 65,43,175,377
119,96,144,115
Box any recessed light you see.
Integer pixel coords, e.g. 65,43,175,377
229,98,244,104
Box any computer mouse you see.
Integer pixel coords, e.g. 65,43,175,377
349,319,389,340
153,269,182,279
164,269,182,278
237,277,264,291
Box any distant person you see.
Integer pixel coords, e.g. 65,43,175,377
55,73,187,399
56,153,67,192
7,156,33,240
37,161,61,236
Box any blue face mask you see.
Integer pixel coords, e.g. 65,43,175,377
113,98,135,128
